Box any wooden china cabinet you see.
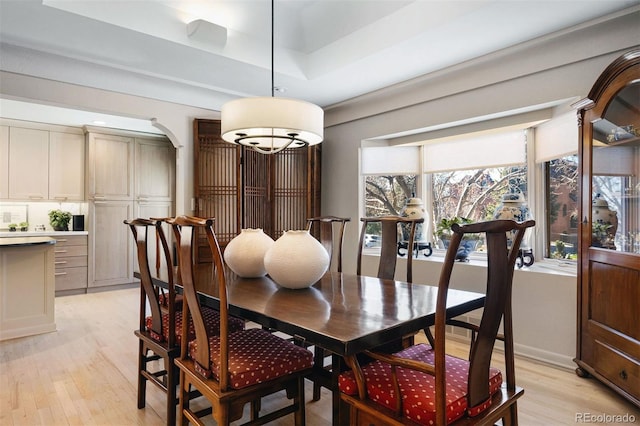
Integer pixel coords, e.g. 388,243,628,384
193,119,321,262
573,49,639,407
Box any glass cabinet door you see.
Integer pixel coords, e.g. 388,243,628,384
591,81,640,253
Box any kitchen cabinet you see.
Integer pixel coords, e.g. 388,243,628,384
87,132,134,200
49,131,85,201
53,234,88,294
88,200,133,288
8,126,49,200
573,49,639,407
135,137,175,202
0,122,85,201
86,129,174,288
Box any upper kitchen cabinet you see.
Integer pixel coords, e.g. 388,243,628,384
49,131,85,201
0,121,85,201
86,132,135,201
135,136,175,202
7,126,49,200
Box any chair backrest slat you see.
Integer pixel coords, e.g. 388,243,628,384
307,216,350,273
357,216,423,282
171,215,231,390
125,218,176,346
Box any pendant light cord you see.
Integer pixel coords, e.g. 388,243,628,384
271,0,275,98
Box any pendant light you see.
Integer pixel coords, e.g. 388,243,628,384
220,0,324,154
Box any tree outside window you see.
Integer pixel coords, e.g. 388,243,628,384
363,175,417,240
431,166,527,249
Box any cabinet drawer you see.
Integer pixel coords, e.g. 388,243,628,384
54,235,87,247
55,266,88,291
593,340,640,401
54,245,87,257
55,256,87,269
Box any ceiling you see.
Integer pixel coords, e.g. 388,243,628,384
0,0,638,133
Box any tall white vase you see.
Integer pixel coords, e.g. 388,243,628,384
264,230,329,289
224,229,274,277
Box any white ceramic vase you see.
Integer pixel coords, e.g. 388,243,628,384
224,228,274,277
494,192,532,249
264,230,329,289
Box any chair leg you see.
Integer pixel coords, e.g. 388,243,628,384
502,401,519,426
312,348,324,401
137,341,147,409
177,371,188,426
166,359,178,426
294,375,306,426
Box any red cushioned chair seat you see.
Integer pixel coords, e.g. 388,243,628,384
189,328,313,389
339,343,502,425
146,305,245,344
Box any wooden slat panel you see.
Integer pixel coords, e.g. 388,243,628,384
242,147,271,234
194,119,240,262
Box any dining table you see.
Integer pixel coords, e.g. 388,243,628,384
141,265,486,425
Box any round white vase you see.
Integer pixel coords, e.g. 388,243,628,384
264,230,330,289
494,192,532,249
224,229,274,277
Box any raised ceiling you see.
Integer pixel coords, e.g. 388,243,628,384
0,0,638,131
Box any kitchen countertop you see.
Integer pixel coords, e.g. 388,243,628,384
0,236,56,247
0,231,88,238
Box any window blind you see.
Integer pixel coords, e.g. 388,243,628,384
423,130,526,173
361,146,420,175
534,112,578,163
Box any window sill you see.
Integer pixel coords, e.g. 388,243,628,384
365,248,577,278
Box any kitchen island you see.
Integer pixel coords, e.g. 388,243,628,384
0,236,56,340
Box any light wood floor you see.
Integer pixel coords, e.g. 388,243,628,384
1,287,638,425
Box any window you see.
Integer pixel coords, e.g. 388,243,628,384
361,146,420,242
432,166,527,251
546,155,578,259
359,121,581,268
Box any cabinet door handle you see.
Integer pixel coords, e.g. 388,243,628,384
94,196,106,200
55,261,68,265
53,196,68,201
28,195,44,199
55,250,68,253
57,239,68,242
619,370,628,380
54,272,67,276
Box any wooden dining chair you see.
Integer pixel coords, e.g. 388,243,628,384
170,215,313,426
339,219,535,426
305,215,350,401
357,215,424,283
307,216,350,273
126,218,181,425
126,218,244,426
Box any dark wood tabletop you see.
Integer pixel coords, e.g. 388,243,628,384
149,264,485,356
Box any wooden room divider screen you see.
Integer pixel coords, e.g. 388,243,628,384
193,119,321,263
